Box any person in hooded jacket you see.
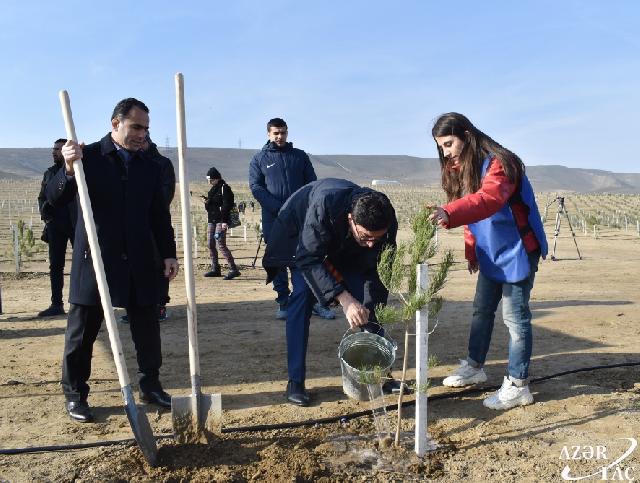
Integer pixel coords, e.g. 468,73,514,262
429,112,547,411
203,167,240,280
249,117,335,321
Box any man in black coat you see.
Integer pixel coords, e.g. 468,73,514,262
47,98,179,422
37,138,76,317
262,178,403,406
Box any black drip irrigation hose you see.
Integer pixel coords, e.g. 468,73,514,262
1,361,638,456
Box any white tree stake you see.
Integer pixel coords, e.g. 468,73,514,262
12,225,21,274
415,263,431,457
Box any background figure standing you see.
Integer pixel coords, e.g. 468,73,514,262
37,138,76,317
249,117,334,320
203,167,240,280
48,98,179,422
429,112,547,411
145,136,175,319
120,135,175,323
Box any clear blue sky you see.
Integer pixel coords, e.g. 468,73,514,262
1,0,639,173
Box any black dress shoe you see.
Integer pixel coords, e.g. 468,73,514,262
66,401,94,423
286,381,310,407
140,390,171,408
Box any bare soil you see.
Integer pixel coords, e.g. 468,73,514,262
0,229,639,482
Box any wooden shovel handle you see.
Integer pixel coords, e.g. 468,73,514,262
175,74,201,381
58,90,130,388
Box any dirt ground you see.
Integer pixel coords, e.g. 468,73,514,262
0,227,639,482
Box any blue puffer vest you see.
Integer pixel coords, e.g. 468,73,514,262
468,157,548,283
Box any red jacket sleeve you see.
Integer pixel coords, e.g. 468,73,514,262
443,158,517,228
463,225,477,264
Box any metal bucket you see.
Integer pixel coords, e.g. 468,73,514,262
338,331,396,401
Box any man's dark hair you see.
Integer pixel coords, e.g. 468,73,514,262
111,98,149,121
267,118,287,131
54,138,67,144
350,191,394,231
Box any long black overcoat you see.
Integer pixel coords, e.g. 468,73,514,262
46,134,176,307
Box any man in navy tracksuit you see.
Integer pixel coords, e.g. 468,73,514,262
249,118,334,320
263,178,405,406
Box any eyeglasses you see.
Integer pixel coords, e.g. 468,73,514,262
350,218,387,243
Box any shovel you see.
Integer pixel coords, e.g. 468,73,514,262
171,73,222,443
58,91,158,466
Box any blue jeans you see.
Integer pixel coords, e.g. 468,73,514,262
286,268,383,384
467,252,540,383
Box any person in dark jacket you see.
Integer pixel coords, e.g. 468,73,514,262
146,137,176,318
37,138,76,317
202,167,240,280
429,112,547,411
120,135,176,323
249,117,334,320
263,178,404,406
47,98,179,422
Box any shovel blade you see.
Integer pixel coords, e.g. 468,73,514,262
122,386,158,466
171,393,222,444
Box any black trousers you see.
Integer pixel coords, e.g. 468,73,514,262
61,303,163,402
47,221,74,306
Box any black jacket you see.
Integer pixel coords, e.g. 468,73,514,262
204,180,234,224
262,178,397,306
38,163,76,226
46,134,176,307
146,142,175,207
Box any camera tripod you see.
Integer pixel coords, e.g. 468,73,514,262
546,196,582,261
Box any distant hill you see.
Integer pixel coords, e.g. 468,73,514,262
1,147,639,193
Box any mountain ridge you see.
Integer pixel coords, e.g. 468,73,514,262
1,147,638,194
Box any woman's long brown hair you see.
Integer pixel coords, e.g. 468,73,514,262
432,113,524,202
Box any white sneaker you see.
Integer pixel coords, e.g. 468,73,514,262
483,376,534,410
442,360,488,387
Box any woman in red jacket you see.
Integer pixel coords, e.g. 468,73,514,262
430,113,547,410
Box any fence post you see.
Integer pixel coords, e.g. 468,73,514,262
593,225,597,239
415,263,430,457
243,225,247,242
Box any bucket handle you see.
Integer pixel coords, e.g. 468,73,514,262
341,326,397,350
